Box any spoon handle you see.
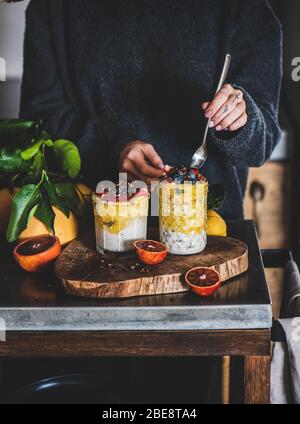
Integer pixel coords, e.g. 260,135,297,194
215,54,232,94
202,54,232,148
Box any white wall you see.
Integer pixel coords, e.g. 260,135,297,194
0,0,29,117
0,0,29,80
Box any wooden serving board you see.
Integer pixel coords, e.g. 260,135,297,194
55,231,248,299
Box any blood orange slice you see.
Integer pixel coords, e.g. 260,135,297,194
14,235,61,273
185,267,221,296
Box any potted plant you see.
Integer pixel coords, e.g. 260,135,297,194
0,119,91,245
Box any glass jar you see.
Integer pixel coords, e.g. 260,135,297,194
93,191,149,254
159,181,208,255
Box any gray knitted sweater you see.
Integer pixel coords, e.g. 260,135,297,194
20,0,282,218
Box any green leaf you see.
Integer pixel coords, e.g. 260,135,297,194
43,172,70,218
53,139,81,179
207,184,225,210
34,191,55,234
20,136,53,161
39,130,52,141
19,152,47,185
55,182,81,214
0,120,42,149
0,148,30,174
27,204,39,225
6,184,42,242
0,119,35,136
31,151,47,179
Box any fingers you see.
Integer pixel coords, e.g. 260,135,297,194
119,141,165,185
125,150,163,179
142,143,164,170
121,158,153,186
210,92,243,127
215,102,247,131
228,112,248,132
202,84,247,132
204,84,234,119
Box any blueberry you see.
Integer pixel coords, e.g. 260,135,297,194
188,172,196,181
174,175,183,184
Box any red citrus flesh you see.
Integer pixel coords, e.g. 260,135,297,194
186,268,219,287
134,240,168,265
17,235,57,256
185,267,221,297
14,235,61,273
135,240,166,253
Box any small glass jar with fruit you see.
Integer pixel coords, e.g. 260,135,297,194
93,184,149,254
159,166,208,255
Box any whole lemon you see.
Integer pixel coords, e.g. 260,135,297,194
0,183,92,244
206,210,227,237
19,207,78,246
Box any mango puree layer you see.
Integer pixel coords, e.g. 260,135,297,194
93,194,149,235
159,182,208,235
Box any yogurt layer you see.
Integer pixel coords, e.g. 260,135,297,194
93,188,149,253
160,228,207,255
96,215,147,253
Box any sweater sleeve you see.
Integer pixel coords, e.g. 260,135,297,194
20,0,132,179
210,0,283,167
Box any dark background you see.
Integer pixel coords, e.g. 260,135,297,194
271,0,300,260
0,0,299,404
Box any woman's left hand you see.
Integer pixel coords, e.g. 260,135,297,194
201,84,248,132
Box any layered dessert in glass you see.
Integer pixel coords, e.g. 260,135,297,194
159,166,208,255
93,183,149,254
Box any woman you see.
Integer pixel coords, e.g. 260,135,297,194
21,0,282,219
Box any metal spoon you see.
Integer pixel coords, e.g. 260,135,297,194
190,54,232,168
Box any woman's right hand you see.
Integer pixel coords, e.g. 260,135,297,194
119,141,165,185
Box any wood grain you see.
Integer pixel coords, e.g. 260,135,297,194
55,232,248,299
222,356,231,404
244,163,291,321
244,356,271,404
265,268,285,319
0,330,270,358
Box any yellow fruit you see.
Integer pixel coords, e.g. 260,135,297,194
206,210,227,237
19,207,78,246
0,183,92,244
75,183,92,215
0,188,19,239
